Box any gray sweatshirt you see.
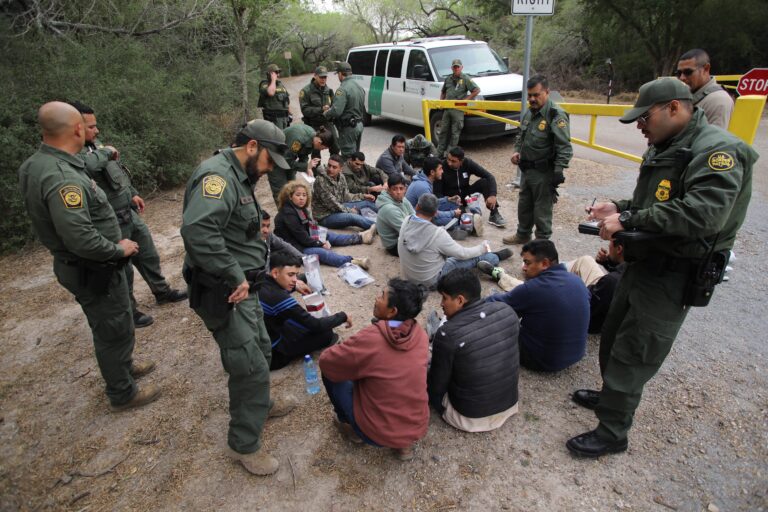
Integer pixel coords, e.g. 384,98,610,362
398,215,485,288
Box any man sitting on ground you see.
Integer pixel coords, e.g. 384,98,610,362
313,154,379,232
428,269,520,432
398,194,514,290
319,278,429,461
486,239,589,372
376,134,416,180
567,240,626,334
406,157,463,228
342,151,389,196
259,252,351,370
438,146,506,227
375,174,415,257
404,134,437,169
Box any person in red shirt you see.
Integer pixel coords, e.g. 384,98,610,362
319,278,429,461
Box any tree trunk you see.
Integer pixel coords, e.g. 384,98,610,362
240,42,249,123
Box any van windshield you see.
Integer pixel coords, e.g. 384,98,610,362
428,44,508,78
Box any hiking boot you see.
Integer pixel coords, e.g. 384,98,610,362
477,260,497,277
351,257,370,270
130,360,156,379
155,289,188,305
361,224,377,244
268,397,297,418
393,445,415,461
489,209,507,227
110,384,162,413
502,233,531,245
472,214,484,237
228,447,279,475
133,311,154,328
493,248,513,261
334,419,363,444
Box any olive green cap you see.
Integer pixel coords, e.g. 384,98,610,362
336,62,352,73
236,119,289,169
266,63,281,73
619,77,693,124
314,66,329,77
451,59,462,67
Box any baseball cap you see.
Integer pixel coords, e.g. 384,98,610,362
336,62,353,73
266,63,281,73
619,77,693,124
235,119,289,169
314,66,329,77
451,59,462,67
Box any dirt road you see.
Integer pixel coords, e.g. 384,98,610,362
1,74,766,511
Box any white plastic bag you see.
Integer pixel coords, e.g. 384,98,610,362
302,254,327,294
303,292,331,318
337,263,374,288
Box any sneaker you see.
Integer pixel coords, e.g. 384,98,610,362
511,181,521,189
155,289,188,305
492,248,513,261
489,209,507,227
334,419,363,444
351,257,370,270
476,260,497,277
228,447,279,475
393,446,415,461
502,234,531,245
110,384,162,412
133,311,154,328
268,397,297,418
472,214,484,237
361,224,377,245
130,360,156,379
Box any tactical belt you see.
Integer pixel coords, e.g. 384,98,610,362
641,253,698,275
519,158,553,171
114,206,132,226
263,110,289,118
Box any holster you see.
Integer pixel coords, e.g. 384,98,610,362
113,206,132,226
183,265,233,316
683,250,729,307
77,258,127,296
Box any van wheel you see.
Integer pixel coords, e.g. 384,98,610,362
429,111,443,145
362,111,372,127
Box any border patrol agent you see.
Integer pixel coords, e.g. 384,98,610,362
568,78,758,458
299,66,340,156
259,64,291,129
324,62,366,160
437,59,480,157
19,102,160,412
505,75,573,245
267,124,332,205
72,101,187,328
181,119,296,476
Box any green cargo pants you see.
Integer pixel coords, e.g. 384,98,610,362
338,122,363,160
436,109,465,156
516,168,555,239
595,260,690,441
268,168,297,205
53,259,137,405
122,211,171,312
194,294,272,454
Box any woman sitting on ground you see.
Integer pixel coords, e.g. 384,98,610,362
274,180,373,269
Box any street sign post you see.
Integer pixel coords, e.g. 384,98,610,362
511,0,556,116
737,68,768,96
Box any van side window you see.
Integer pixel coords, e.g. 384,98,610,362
406,50,433,81
349,50,376,76
375,50,389,77
387,49,405,78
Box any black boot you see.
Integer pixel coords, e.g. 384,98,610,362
566,430,628,458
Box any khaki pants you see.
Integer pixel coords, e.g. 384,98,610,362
568,256,607,287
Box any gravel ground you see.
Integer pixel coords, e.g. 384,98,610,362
0,74,765,511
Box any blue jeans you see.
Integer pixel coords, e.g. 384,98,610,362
322,376,380,446
440,252,500,278
434,210,456,227
303,232,360,268
320,212,375,230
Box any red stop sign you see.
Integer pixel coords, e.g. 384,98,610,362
737,68,768,96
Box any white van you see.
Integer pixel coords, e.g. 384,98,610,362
346,35,523,143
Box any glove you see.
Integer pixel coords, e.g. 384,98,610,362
552,168,565,186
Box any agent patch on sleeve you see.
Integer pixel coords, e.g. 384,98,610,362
59,185,83,209
335,90,344,97
202,175,227,199
299,90,305,99
291,140,301,153
556,118,567,129
708,152,735,171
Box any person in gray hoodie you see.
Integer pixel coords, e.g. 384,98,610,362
398,194,511,289
375,173,415,256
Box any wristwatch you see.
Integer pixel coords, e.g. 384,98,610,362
618,210,633,229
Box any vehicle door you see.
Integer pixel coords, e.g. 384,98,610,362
381,48,406,122
403,48,436,126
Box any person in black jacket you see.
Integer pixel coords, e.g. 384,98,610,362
437,146,507,227
260,252,351,370
428,269,520,432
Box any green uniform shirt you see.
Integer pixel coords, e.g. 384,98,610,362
324,77,366,125
283,124,316,175
18,143,124,262
515,98,573,172
299,79,334,128
258,80,290,113
616,109,758,259
181,149,266,288
441,73,478,101
80,139,137,210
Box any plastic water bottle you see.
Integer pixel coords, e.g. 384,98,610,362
303,355,321,395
